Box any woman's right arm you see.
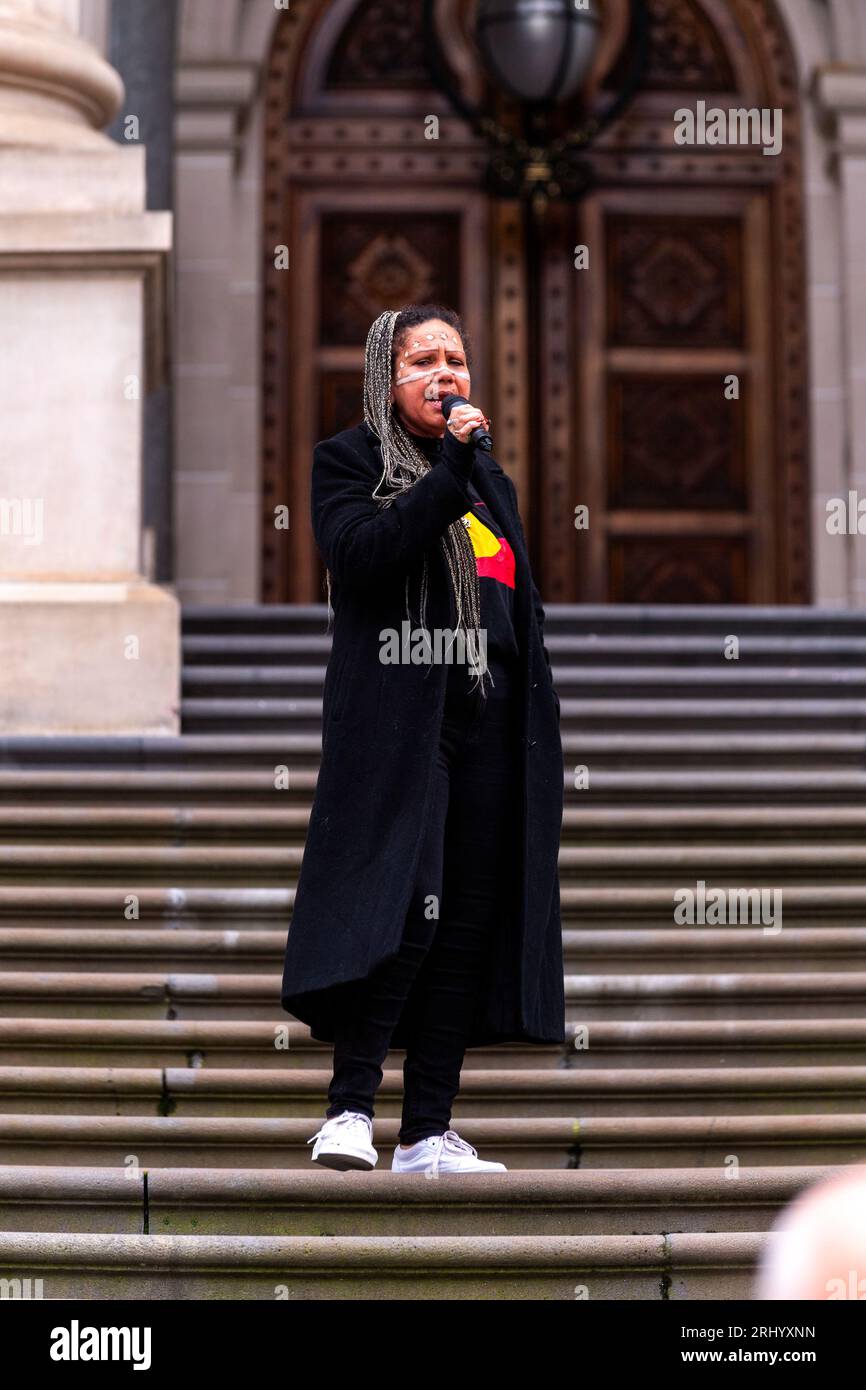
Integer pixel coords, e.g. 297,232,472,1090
311,430,475,588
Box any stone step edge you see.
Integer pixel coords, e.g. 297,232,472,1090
0,967,861,1000
7,771,866,790
0,1064,864,1095
0,1229,771,1272
3,923,866,943
8,845,866,865
3,806,866,828
1,1113,862,1141
0,970,864,999
7,886,866,912
0,1017,863,1045
0,1163,841,1205
4,927,866,963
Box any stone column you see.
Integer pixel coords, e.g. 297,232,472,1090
174,0,260,603
107,0,177,586
0,0,178,733
815,65,866,606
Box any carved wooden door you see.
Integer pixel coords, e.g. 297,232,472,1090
262,0,809,606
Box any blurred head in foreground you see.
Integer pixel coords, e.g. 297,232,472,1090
755,1164,866,1299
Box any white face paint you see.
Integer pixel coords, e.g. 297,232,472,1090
394,331,470,392
423,371,471,401
393,365,472,390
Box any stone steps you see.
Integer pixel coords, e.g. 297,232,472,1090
10,766,866,805
0,1163,839,1237
2,603,864,1298
180,635,866,670
0,1112,861,1169
4,840,866,884
0,1229,763,1298
1,803,866,843
6,883,866,922
179,601,866,634
0,967,863,1022
0,1063,863,1118
8,730,866,766
7,762,866,800
180,690,866,735
2,1016,863,1070
182,665,866,696
2,926,866,975
180,697,866,733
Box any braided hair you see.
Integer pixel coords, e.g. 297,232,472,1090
323,304,491,701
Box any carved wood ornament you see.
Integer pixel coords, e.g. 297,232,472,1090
262,0,810,605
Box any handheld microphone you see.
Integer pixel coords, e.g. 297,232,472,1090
440,394,494,453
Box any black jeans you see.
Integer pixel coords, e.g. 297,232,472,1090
324,653,521,1144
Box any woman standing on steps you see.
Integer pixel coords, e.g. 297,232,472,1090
280,303,564,1176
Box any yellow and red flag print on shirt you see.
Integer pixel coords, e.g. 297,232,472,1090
461,505,516,588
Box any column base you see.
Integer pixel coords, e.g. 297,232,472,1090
0,580,180,735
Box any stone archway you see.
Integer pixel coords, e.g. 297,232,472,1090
260,0,813,606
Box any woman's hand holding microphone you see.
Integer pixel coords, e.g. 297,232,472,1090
446,402,491,446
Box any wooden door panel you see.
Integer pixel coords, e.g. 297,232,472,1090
607,374,747,511
605,213,745,349
262,0,809,606
609,536,748,604
577,187,774,603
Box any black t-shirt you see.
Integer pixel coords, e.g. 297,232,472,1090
409,430,520,675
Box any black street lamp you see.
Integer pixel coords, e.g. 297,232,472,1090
476,0,603,106
423,0,649,211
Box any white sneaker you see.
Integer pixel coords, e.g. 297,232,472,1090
307,1110,378,1170
392,1128,507,1175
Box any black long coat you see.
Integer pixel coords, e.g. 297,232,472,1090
280,420,565,1048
